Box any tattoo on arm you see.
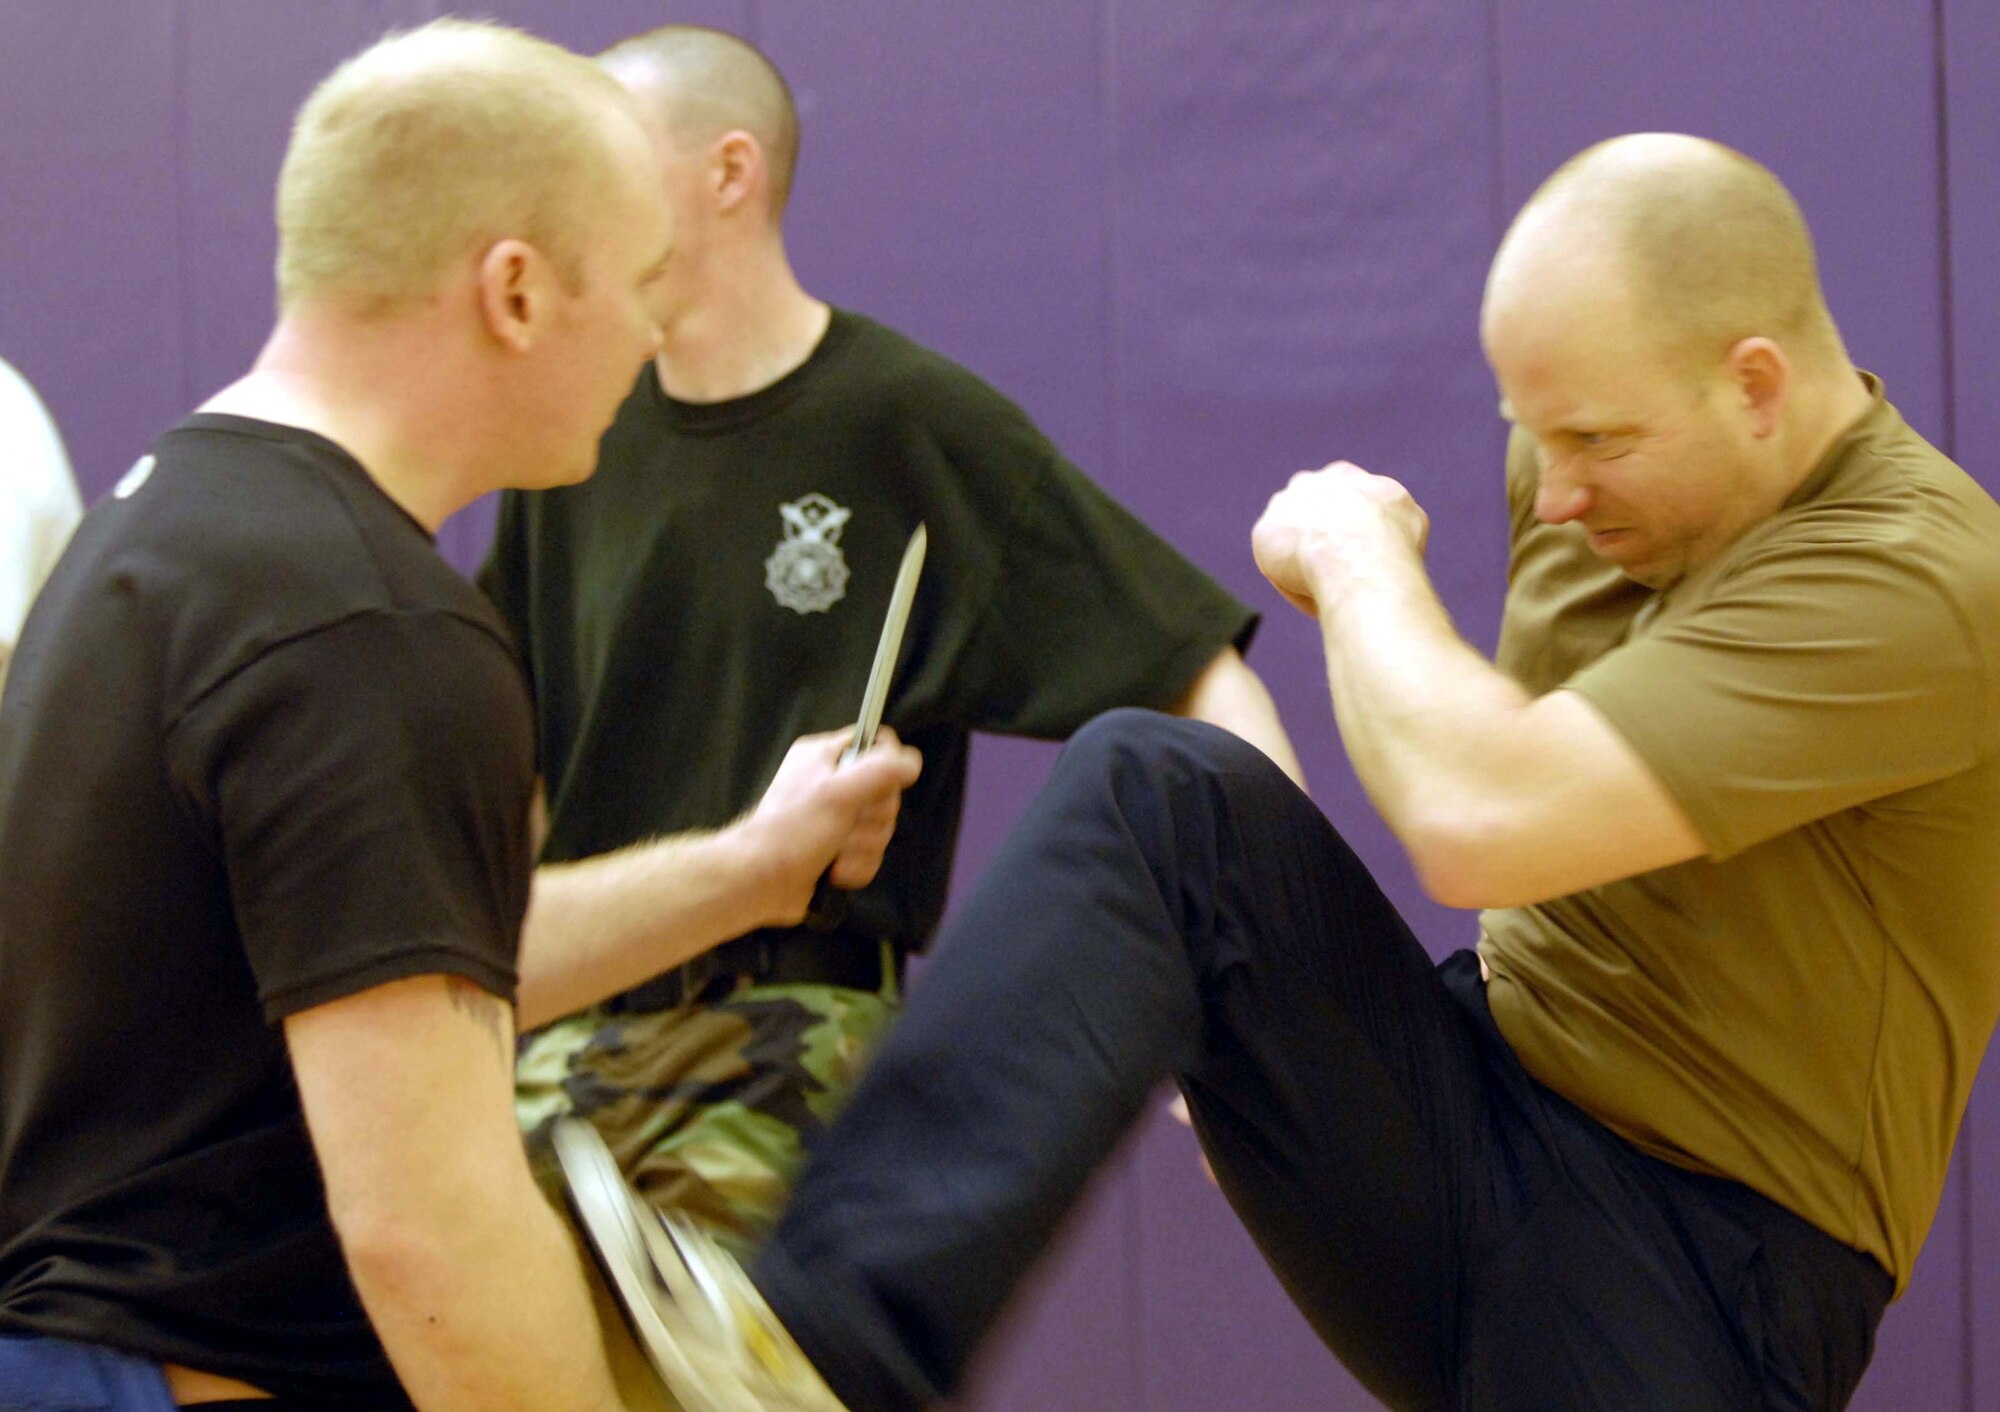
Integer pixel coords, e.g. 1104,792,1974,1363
444,977,513,1070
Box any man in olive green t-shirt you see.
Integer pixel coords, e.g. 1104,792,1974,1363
1480,366,2000,1293
575,134,1999,1412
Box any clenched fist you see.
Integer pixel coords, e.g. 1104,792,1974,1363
1251,461,1430,614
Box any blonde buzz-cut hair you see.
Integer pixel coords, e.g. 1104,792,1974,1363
275,18,639,314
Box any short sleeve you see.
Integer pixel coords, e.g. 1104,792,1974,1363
1564,539,1986,859
952,451,1258,738
166,610,536,1020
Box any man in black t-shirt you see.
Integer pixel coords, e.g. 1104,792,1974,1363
482,24,1304,1251
0,22,918,1412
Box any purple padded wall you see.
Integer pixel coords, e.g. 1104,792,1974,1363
180,1,426,407
1945,3,2000,1407
0,3,1988,1408
1113,4,1501,1407
0,2,181,500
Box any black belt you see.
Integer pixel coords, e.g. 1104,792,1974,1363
609,930,898,1014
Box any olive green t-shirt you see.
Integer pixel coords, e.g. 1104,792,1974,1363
1479,377,2000,1292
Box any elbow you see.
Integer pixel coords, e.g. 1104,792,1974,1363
1400,809,1532,911
1409,847,1493,912
329,1200,455,1309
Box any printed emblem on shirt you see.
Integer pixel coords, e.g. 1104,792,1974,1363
765,493,852,614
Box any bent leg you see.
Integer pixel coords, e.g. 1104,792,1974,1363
755,711,1495,1412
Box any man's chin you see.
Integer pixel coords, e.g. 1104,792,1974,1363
1614,555,1681,592
510,455,598,492
1587,533,1678,590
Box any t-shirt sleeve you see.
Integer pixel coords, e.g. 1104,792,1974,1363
166,610,536,1021
951,448,1259,738
1563,537,1986,860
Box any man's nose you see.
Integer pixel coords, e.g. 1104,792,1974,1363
1534,455,1593,525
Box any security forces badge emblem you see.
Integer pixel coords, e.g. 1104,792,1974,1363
765,492,853,614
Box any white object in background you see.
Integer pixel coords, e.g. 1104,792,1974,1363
0,356,83,697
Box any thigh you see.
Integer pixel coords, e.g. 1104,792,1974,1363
1144,723,1496,1411
908,711,1495,1408
1456,1186,1761,1412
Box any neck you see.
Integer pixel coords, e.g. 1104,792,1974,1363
1775,363,1875,500
654,235,829,403
200,309,485,533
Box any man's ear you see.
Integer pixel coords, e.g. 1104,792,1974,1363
1725,336,1791,439
476,239,546,352
711,130,764,214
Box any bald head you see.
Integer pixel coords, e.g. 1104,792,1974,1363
600,25,800,215
1486,134,1845,377
275,19,643,314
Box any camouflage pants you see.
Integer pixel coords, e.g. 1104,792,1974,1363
517,963,901,1260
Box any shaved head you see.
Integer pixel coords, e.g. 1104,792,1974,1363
600,25,800,214
1481,135,1873,591
1486,134,1844,376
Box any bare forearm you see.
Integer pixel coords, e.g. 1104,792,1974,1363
515,824,779,1030
1311,551,1535,879
515,730,924,1030
1172,648,1307,789
292,978,625,1412
345,1171,622,1412
1257,461,1704,908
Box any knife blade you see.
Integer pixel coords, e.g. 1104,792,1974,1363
804,522,927,930
842,523,926,761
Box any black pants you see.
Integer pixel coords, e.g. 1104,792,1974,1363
753,711,1892,1411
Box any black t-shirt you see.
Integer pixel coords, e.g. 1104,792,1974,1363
0,416,535,1408
482,309,1256,965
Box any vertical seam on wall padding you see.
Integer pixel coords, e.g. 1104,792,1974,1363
1483,0,1506,244
1931,4,1972,1410
1934,0,1959,464
170,2,193,409
1096,0,1143,1405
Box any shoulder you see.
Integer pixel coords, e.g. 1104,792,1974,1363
1737,412,2000,610
106,419,513,702
827,312,1041,436
1659,430,1999,719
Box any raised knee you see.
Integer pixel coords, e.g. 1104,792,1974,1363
1061,708,1269,786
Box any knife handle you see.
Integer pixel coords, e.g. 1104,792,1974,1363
803,733,874,931
803,869,848,931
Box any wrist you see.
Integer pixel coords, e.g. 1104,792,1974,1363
1300,534,1421,616
725,809,813,929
